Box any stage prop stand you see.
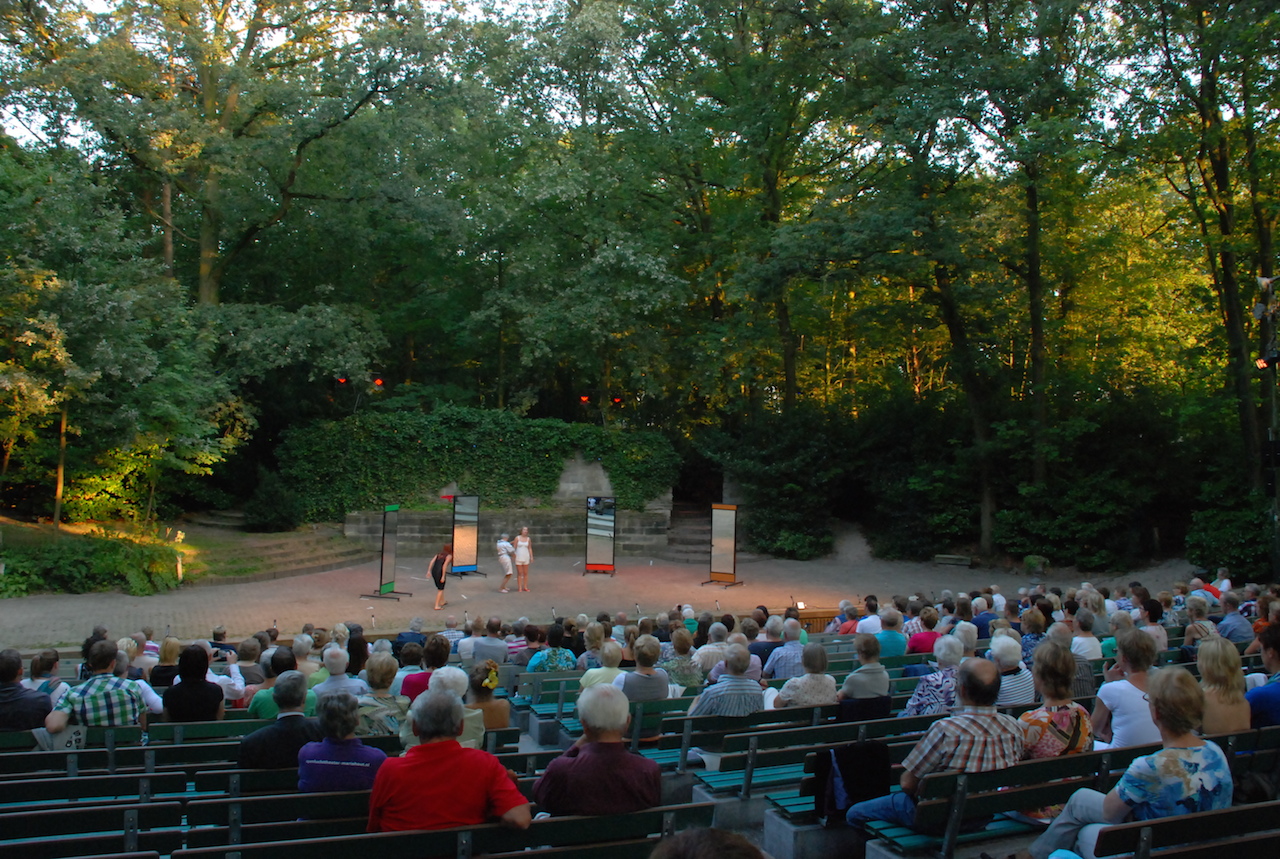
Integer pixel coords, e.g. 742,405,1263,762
584,496,616,576
703,503,743,588
361,504,412,600
450,495,485,578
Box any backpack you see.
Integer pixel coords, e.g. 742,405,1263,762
813,740,891,827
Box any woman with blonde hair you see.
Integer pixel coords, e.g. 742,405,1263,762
356,652,409,736
576,622,606,670
619,625,640,668
1196,637,1250,733
1182,596,1218,648
1092,629,1160,750
149,637,183,688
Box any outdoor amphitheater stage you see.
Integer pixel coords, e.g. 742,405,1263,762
0,525,1194,650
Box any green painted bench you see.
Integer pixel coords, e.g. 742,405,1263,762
0,801,184,859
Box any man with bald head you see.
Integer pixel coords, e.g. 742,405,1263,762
845,658,1025,830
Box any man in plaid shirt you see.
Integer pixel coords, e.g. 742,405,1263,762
45,639,145,734
845,658,1024,830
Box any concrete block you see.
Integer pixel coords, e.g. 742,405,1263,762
661,772,695,805
762,809,862,859
691,784,768,830
533,715,563,747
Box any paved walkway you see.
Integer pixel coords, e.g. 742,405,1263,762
0,524,1199,649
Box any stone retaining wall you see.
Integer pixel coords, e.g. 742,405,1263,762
344,509,671,558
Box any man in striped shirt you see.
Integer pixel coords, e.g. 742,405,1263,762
846,658,1024,830
688,645,763,717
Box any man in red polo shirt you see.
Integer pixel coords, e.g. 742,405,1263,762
367,688,530,832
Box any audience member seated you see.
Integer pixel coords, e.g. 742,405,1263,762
1021,667,1232,859
875,609,908,658
768,643,837,709
1019,608,1047,668
394,617,427,653
299,691,386,792
389,642,423,695
467,660,511,729
907,606,942,655
575,622,605,670
762,618,805,680
902,636,963,716
971,597,997,639
750,616,785,665
356,652,409,736
1187,576,1221,609
458,621,484,660
688,645,763,717
1070,609,1103,660
533,684,661,815
0,648,52,731
708,633,763,683
846,659,1024,831
249,648,317,717
473,616,511,664
991,635,1036,706
1196,637,1250,734
1020,639,1093,811
853,597,882,634
1092,629,1160,750
439,615,465,651
368,688,531,832
614,635,670,702
1137,599,1168,651
1216,591,1254,645
20,649,68,709
149,638,182,689
46,639,145,735
313,645,371,697
234,638,266,687
402,665,483,749
401,634,451,702
658,628,704,690
581,640,624,688
693,622,731,673
1246,623,1280,728
526,623,576,672
208,625,237,660
1182,596,1219,650
238,671,324,768
1045,622,1096,699
163,644,225,722
838,634,890,702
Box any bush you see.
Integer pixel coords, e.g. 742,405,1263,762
275,405,678,521
1,531,180,597
699,406,851,560
243,470,304,532
1184,489,1272,580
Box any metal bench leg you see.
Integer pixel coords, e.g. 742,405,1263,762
938,774,967,859
740,736,759,799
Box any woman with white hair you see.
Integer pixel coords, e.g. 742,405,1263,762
400,665,484,749
902,636,963,715
300,691,386,792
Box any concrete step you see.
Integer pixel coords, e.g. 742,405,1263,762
188,510,247,530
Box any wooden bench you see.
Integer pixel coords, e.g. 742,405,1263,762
186,789,371,847
0,770,189,807
640,704,839,770
0,801,184,859
0,741,244,778
1091,799,1280,858
171,801,718,859
147,719,272,744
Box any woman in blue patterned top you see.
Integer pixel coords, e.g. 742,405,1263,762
1021,665,1232,859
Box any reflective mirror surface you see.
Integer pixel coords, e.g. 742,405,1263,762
452,495,479,571
586,496,616,567
710,506,737,576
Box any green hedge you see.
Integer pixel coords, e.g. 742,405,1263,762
1,531,180,597
276,405,679,521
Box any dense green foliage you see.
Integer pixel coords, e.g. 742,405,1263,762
1,0,1278,573
0,531,180,597
276,406,679,520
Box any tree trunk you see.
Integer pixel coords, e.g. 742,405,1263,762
198,175,221,305
162,180,174,279
52,404,67,532
1025,171,1048,485
930,266,997,557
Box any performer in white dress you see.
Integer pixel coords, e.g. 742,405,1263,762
497,533,515,593
514,527,533,593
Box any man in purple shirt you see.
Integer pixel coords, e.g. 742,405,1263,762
298,691,385,792
532,684,660,815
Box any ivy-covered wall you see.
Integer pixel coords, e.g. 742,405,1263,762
276,405,680,522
